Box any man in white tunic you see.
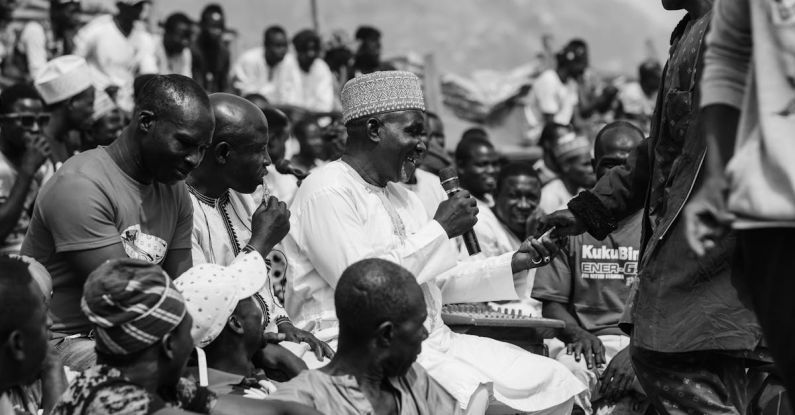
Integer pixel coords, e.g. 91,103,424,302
283,71,585,414
232,26,301,106
185,93,333,366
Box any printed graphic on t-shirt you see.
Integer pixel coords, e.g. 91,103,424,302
580,244,639,284
120,224,167,264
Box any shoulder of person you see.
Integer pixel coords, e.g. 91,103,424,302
239,46,265,62
78,14,113,35
19,20,45,39
292,161,351,196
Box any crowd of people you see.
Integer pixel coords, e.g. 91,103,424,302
0,0,793,414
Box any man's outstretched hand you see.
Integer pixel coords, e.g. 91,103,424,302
279,322,335,361
684,173,734,256
539,209,587,239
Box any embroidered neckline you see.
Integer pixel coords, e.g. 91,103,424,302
187,184,241,254
186,184,231,207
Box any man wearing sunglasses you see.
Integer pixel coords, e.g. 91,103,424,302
34,55,95,164
0,83,53,256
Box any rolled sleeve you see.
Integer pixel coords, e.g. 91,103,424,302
700,0,753,109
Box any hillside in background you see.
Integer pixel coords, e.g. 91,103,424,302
150,0,683,148
153,0,683,77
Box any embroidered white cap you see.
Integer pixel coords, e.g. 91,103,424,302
340,70,426,124
34,55,93,105
173,253,269,347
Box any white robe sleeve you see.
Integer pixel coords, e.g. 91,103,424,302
294,189,457,289
437,251,520,304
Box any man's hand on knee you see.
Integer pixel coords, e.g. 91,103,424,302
599,347,636,403
565,329,606,370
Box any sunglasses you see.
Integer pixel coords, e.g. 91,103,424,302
0,112,51,128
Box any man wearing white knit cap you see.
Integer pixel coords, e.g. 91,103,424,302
175,256,282,399
34,55,95,164
283,71,585,415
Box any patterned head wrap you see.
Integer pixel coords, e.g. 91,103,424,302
81,259,188,356
552,132,591,161
341,71,425,124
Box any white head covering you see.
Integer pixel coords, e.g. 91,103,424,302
34,55,93,105
340,70,426,124
173,254,269,347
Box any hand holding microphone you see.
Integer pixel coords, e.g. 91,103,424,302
436,168,481,255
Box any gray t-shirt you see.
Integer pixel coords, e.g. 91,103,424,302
268,363,460,415
532,211,642,335
21,147,193,334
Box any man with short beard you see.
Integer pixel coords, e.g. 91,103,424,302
283,71,584,414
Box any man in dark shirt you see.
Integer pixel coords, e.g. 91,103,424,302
192,4,230,93
542,1,763,413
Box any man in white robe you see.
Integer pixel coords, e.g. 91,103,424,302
232,26,301,107
186,93,333,368
291,29,336,113
283,71,585,415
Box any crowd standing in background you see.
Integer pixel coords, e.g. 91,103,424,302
0,0,793,414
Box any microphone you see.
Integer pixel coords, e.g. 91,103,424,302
438,167,481,256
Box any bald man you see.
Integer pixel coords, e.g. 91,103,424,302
533,121,646,413
186,93,332,369
270,258,461,414
22,74,214,371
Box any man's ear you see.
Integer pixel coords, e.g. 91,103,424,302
226,315,245,335
365,117,382,143
214,142,231,164
374,321,394,348
138,110,155,134
161,331,175,360
6,330,25,361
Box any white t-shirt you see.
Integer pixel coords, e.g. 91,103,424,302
539,178,578,214
73,15,157,112
523,69,579,141
231,47,302,106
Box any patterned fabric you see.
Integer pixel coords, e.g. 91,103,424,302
187,186,292,332
630,346,748,415
174,253,269,347
4,384,40,415
186,367,276,399
551,132,590,160
81,259,187,356
340,70,425,123
52,365,217,415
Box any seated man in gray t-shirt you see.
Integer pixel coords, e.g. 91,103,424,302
21,74,216,371
269,259,460,415
532,122,645,414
